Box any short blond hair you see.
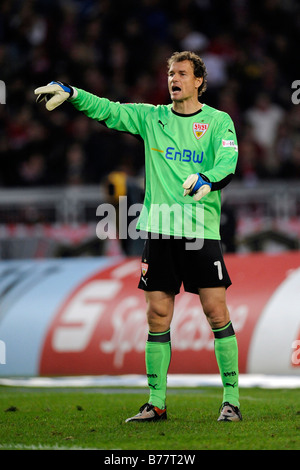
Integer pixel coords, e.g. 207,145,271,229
167,51,208,97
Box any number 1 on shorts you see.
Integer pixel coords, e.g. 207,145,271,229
214,260,223,280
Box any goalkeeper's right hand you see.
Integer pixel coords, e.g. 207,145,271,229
34,81,77,111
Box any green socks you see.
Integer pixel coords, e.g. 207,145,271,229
145,322,239,410
212,321,240,407
145,330,171,410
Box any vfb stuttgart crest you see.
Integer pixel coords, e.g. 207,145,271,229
141,262,148,276
193,123,209,140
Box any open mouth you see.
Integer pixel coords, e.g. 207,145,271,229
172,86,181,93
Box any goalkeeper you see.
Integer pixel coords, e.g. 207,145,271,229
35,51,241,422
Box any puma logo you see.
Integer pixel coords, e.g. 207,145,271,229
158,120,167,129
225,382,236,388
148,383,158,390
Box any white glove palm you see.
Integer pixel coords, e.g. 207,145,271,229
182,173,212,201
34,81,75,111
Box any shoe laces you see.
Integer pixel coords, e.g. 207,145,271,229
219,401,238,413
139,402,153,413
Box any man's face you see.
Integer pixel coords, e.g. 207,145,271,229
168,60,202,102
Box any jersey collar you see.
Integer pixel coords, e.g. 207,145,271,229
171,104,205,117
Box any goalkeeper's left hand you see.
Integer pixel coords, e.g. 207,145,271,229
183,173,212,201
34,81,76,111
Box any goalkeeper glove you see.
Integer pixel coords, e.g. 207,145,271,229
34,81,77,111
182,173,212,201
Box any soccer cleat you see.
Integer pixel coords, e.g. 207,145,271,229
217,402,242,422
125,403,167,423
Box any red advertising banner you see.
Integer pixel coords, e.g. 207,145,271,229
39,253,300,376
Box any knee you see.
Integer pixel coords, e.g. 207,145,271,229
201,298,229,329
146,299,172,332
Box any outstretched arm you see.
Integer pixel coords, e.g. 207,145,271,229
35,81,150,138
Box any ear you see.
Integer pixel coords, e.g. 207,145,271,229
195,76,203,91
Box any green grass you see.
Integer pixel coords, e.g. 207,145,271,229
0,386,299,450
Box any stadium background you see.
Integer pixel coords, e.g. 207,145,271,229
0,0,300,381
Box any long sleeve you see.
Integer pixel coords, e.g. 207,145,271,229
204,113,238,190
70,88,152,138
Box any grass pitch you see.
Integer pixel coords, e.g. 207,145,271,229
0,386,299,451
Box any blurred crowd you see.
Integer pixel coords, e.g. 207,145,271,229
0,0,300,189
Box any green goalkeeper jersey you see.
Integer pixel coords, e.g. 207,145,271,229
71,89,238,239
